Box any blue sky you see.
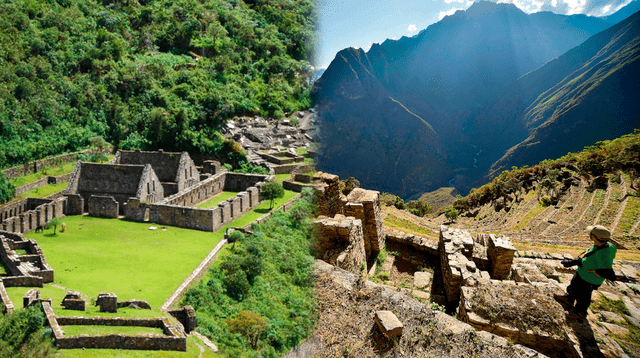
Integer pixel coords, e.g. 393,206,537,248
315,0,634,68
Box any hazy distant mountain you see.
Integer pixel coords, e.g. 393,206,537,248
314,48,452,198
488,10,640,178
314,1,617,198
603,0,640,25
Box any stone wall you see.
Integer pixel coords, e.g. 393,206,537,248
117,150,183,182
23,288,40,308
3,275,43,287
0,280,15,313
2,149,94,181
175,151,200,192
345,188,384,258
485,234,517,280
223,172,270,192
1,198,67,234
0,233,54,283
14,177,48,196
168,306,196,333
65,194,84,216
283,180,314,192
293,173,313,183
384,228,439,256
162,172,226,207
314,172,343,217
315,215,366,274
202,160,221,175
273,163,314,174
439,226,485,303
13,173,75,197
149,205,215,232
42,301,187,351
88,196,119,218
458,281,575,357
258,151,304,165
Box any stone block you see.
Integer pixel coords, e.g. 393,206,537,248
96,293,118,313
23,288,40,308
414,271,432,289
375,311,403,338
487,234,516,280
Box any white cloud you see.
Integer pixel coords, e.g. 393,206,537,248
407,24,418,33
365,41,374,51
439,8,463,20
480,0,631,17
445,0,465,3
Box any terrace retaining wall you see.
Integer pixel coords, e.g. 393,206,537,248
42,301,187,352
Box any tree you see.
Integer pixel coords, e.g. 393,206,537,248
0,172,15,204
44,218,61,235
259,181,284,209
226,311,268,349
444,206,458,223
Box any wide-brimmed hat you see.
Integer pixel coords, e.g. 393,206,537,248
587,225,611,241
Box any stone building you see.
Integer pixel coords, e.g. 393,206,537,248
65,162,164,216
115,150,200,196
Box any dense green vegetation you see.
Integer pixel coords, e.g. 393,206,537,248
0,0,316,168
0,172,15,203
0,304,57,357
182,189,317,357
453,130,640,212
380,192,433,217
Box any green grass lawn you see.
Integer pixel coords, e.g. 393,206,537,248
9,162,78,187
275,173,291,183
13,189,299,357
195,191,239,209
24,216,222,308
61,325,165,336
17,182,68,199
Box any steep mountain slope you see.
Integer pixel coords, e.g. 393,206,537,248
314,1,614,198
488,10,640,178
315,48,452,198
0,0,315,168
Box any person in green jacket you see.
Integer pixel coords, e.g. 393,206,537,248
555,225,617,320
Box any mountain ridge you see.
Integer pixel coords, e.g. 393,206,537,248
315,1,639,198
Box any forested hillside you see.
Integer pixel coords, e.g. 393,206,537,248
0,0,315,168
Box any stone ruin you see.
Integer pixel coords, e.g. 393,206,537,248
223,110,317,172
313,172,385,274
42,300,187,351
0,231,54,286
61,291,85,311
1,197,67,235
96,293,118,313
312,173,610,357
62,149,273,232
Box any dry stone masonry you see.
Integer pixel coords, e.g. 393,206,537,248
42,300,187,351
61,291,86,311
345,188,384,258
315,215,366,274
1,197,67,234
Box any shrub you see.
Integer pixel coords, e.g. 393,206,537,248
228,230,245,243
444,206,458,222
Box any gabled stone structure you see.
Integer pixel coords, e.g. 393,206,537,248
115,150,199,196
65,162,164,215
